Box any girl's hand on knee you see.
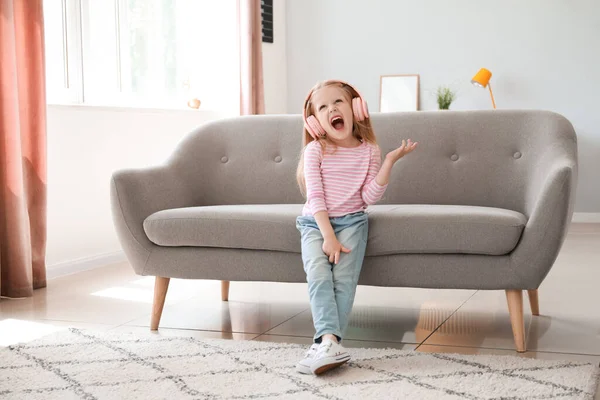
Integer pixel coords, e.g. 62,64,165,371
322,238,351,264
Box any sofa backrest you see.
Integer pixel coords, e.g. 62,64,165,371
168,110,576,215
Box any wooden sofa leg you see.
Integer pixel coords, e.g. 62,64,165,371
221,281,230,301
506,290,526,352
527,289,540,316
151,277,170,330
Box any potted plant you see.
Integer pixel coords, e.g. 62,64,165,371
436,86,457,110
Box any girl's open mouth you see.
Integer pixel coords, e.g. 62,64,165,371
330,116,345,131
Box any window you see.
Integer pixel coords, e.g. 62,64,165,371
43,0,83,104
43,0,238,111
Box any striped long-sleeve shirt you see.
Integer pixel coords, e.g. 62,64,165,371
302,140,388,217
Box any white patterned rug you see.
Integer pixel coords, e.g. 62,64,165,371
1,328,598,399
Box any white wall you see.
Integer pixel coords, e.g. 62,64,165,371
286,0,600,212
46,1,288,271
45,106,227,269
263,0,288,114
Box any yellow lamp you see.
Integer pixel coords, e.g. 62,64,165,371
471,68,496,109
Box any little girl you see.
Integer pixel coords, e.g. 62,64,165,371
295,80,417,375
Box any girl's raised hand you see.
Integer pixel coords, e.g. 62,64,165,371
385,139,418,164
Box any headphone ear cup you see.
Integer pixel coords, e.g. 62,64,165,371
362,99,369,119
304,122,317,140
305,115,325,139
353,97,365,121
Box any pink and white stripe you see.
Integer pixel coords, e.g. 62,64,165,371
302,141,388,217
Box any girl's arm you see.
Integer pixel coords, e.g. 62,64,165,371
361,145,388,204
375,158,394,186
304,143,336,240
304,142,349,264
313,211,336,241
304,142,327,214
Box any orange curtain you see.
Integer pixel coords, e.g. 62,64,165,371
238,0,265,115
0,0,48,298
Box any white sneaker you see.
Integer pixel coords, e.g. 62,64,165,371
296,343,319,374
310,339,351,375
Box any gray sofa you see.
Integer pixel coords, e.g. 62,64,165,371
110,110,577,352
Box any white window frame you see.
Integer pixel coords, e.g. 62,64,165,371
45,0,84,104
79,0,122,106
46,0,238,112
79,0,186,109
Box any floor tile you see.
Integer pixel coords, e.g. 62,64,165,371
568,223,600,234
534,237,600,320
417,343,600,362
526,315,600,355
265,304,457,345
220,281,310,304
0,294,151,326
0,262,201,325
421,290,533,351
220,281,475,310
0,319,114,347
353,286,475,309
551,233,600,274
124,298,308,334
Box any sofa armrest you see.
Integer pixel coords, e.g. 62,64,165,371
110,165,195,274
509,150,577,287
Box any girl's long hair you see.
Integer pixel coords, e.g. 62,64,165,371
296,80,378,197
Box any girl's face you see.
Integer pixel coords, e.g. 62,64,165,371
311,86,355,145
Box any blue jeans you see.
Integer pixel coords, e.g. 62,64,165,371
296,211,368,343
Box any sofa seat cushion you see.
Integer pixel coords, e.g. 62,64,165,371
143,204,527,256
144,204,303,253
366,204,526,256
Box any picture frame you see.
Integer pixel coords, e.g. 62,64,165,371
379,74,420,112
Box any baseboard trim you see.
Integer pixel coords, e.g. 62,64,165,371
572,213,600,223
47,251,127,280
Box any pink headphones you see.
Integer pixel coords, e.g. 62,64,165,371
303,80,370,140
